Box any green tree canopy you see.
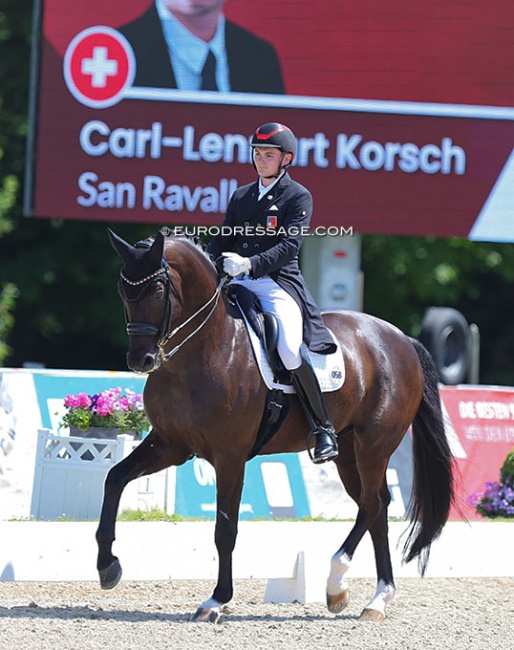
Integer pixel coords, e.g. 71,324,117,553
1,0,513,384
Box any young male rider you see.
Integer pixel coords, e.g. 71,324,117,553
207,122,339,464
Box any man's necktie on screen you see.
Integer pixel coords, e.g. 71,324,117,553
201,50,218,91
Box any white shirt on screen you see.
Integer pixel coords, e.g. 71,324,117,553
155,0,230,92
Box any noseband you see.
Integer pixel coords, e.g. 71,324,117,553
120,261,174,343
120,259,228,362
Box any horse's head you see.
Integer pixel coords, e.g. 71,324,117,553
109,229,176,373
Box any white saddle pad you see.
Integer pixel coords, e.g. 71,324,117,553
238,307,345,394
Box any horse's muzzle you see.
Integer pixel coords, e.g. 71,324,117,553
127,349,161,374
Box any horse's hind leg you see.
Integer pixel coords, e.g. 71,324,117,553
359,480,396,622
96,431,191,589
328,446,394,620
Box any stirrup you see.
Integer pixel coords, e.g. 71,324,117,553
306,427,339,464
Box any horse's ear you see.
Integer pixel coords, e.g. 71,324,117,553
147,230,164,265
108,228,133,262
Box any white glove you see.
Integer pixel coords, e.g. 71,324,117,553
222,252,252,277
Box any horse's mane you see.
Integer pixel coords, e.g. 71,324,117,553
160,229,218,275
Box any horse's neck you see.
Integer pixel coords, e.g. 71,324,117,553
174,259,220,317
164,244,235,362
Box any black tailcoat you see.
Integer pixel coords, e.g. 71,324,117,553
117,4,285,94
207,173,337,354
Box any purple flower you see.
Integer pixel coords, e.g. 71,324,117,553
466,491,482,509
483,481,502,499
60,387,148,436
473,475,514,517
502,486,514,501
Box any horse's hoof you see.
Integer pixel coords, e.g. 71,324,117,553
191,607,221,624
326,589,350,614
98,558,122,590
359,608,385,622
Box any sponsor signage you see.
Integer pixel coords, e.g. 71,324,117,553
440,386,514,521
2,369,514,521
26,0,514,240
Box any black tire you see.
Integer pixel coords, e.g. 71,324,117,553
418,307,471,385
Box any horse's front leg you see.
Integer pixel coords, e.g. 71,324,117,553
191,455,246,623
96,432,191,589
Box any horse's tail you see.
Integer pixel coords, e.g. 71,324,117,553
402,337,456,575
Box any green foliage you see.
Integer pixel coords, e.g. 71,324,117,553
0,172,17,363
116,508,349,522
0,174,17,234
361,235,514,384
0,0,514,384
500,449,514,487
470,447,514,518
0,282,18,364
0,0,27,362
118,508,202,522
0,219,158,369
60,387,150,435
362,235,514,330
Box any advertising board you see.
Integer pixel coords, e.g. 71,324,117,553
1,369,513,522
25,0,514,241
441,385,514,521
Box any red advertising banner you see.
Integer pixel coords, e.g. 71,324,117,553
26,0,514,241
440,386,514,521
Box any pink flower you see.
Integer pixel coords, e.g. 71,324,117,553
93,394,115,416
125,389,144,410
64,392,91,408
60,387,148,436
117,397,130,411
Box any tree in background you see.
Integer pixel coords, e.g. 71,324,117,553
362,236,514,385
0,0,24,364
0,0,154,369
0,155,17,364
1,0,514,383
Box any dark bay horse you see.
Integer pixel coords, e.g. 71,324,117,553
97,229,455,623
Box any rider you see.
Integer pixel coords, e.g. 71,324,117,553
207,122,339,464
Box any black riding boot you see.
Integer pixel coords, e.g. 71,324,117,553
291,358,339,464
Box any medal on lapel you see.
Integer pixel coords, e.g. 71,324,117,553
267,215,278,228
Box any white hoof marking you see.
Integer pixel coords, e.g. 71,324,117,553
327,551,351,597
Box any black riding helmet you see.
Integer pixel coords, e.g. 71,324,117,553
250,122,297,177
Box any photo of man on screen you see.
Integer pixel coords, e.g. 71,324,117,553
117,0,285,94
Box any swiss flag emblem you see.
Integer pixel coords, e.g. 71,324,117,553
63,26,135,108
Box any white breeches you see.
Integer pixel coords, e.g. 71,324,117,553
231,275,303,370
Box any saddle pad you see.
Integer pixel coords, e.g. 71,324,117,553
239,308,345,394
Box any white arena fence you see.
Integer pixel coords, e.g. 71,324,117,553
0,520,512,597
30,429,173,521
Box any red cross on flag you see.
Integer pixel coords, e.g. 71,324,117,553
63,26,135,108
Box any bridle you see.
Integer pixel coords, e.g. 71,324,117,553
120,258,228,363
120,263,172,340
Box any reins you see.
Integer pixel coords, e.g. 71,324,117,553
120,254,229,363
157,275,229,361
